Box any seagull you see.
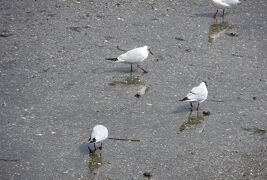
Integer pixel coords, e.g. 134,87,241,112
106,45,153,73
179,81,208,111
212,0,240,18
88,125,108,153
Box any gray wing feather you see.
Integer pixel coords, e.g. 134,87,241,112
186,86,205,101
118,48,144,63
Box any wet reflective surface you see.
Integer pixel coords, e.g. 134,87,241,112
88,153,103,174
109,75,144,87
1,0,266,179
179,111,205,132
109,75,149,97
208,21,237,43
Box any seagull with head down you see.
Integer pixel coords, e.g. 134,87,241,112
88,124,108,153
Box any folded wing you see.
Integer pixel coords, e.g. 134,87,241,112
118,48,145,63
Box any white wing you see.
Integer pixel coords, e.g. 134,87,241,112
118,47,146,63
222,0,239,5
186,86,207,102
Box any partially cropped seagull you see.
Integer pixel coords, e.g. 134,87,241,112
212,0,240,18
88,125,108,153
106,45,153,73
180,81,208,111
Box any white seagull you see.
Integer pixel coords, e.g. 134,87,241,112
88,124,108,153
106,45,153,73
180,81,208,111
212,0,240,18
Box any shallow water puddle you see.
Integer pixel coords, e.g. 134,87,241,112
88,153,103,173
179,111,208,132
109,75,144,87
109,75,149,97
208,21,237,43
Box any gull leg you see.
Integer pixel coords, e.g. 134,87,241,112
99,143,103,150
213,10,218,19
222,9,225,18
131,64,133,72
197,103,200,111
88,146,93,154
94,143,97,152
137,64,148,73
190,102,193,111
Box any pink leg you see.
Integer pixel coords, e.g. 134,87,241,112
137,64,148,73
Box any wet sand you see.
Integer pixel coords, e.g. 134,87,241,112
0,0,266,179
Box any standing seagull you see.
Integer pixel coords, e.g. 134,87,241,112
88,125,108,153
106,45,153,73
212,0,240,18
180,81,208,111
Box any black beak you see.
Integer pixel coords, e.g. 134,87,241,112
148,49,153,55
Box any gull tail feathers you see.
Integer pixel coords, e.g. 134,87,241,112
105,58,118,61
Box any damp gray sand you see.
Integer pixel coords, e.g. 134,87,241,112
0,0,266,179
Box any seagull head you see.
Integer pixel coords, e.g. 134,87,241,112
88,137,97,143
144,45,154,55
